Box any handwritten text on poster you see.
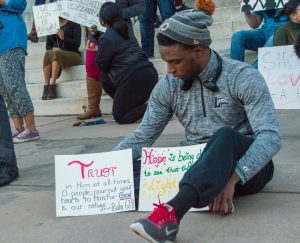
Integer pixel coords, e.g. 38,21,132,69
55,149,135,217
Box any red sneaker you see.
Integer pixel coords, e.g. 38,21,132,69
130,200,179,243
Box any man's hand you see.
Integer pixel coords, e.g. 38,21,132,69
57,29,64,40
208,172,241,216
89,25,99,36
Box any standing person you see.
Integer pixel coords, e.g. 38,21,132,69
273,0,300,46
0,93,19,186
138,0,175,58
77,0,146,120
27,0,57,43
231,0,289,69
94,2,158,124
110,6,282,243
0,0,40,144
42,18,81,100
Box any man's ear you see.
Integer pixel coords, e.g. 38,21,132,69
193,46,204,58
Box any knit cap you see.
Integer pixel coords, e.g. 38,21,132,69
158,2,215,46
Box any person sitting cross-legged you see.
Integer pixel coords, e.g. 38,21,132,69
112,5,282,243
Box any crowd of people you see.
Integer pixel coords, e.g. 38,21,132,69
1,0,300,241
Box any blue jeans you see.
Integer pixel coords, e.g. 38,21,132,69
0,93,17,168
230,26,277,69
138,0,175,57
35,0,56,6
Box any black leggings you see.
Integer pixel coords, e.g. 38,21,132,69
101,66,158,124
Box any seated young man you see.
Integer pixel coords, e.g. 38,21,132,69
231,0,288,69
113,9,282,243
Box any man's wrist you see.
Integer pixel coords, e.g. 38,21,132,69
230,172,241,184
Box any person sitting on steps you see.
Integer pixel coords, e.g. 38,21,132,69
111,1,282,242
42,17,82,100
93,2,158,124
273,0,300,46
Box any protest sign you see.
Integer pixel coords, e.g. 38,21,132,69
138,144,208,212
33,3,59,37
258,45,300,109
241,0,288,12
55,149,135,217
53,0,112,32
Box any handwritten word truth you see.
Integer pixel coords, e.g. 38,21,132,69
68,161,117,179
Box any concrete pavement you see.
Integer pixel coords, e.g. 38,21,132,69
1,111,299,242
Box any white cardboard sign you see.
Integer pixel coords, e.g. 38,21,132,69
53,0,112,32
241,0,288,12
33,3,60,37
258,45,300,109
55,149,135,217
138,144,209,212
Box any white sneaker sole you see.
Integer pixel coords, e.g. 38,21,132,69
130,222,176,243
13,136,40,144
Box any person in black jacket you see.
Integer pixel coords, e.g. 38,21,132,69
76,0,146,120
295,32,300,58
42,18,82,100
93,2,158,124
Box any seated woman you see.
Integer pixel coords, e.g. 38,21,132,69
274,0,300,46
42,18,82,100
93,2,158,124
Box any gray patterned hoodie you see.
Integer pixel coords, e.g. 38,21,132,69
113,51,282,184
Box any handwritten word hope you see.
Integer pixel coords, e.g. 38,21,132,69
68,161,117,179
143,149,166,168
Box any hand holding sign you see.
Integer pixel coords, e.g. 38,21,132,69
57,29,64,40
89,25,99,36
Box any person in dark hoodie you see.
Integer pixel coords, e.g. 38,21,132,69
77,0,146,120
93,2,158,124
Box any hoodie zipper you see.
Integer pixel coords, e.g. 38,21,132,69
198,78,207,117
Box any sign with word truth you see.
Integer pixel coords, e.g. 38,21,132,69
138,144,208,212
258,45,300,109
33,3,59,37
55,149,135,217
52,0,112,32
241,0,288,12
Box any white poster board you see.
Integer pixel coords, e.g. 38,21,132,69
55,149,135,217
53,0,112,32
138,144,209,212
33,3,59,37
258,45,300,109
241,0,288,12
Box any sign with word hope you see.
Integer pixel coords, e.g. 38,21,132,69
138,144,208,212
258,45,300,109
33,3,59,37
241,0,288,12
55,149,135,217
53,0,112,32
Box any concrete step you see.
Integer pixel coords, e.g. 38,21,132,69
221,50,258,65
27,37,86,56
32,96,113,116
26,58,166,83
26,65,86,84
25,51,86,70
27,80,88,100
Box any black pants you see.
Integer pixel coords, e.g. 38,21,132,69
179,127,274,208
101,66,158,124
0,93,17,168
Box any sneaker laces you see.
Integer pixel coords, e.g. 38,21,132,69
16,128,31,139
145,197,177,228
12,128,20,137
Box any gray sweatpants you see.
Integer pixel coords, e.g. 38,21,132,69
0,47,34,119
